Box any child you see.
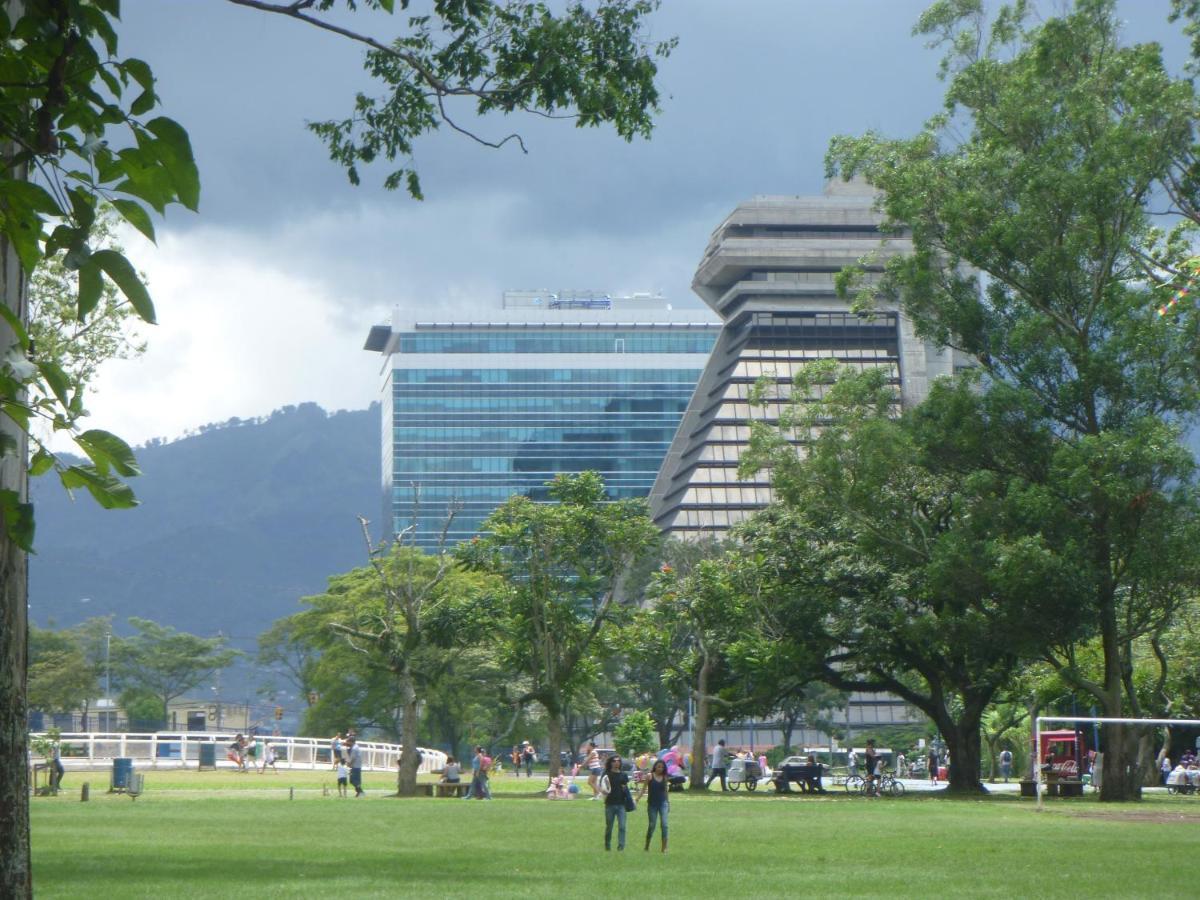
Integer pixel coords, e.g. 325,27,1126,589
336,760,349,798
260,742,277,774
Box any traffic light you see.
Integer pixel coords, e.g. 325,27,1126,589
274,706,283,720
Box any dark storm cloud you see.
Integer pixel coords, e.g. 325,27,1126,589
123,2,943,231
118,0,1188,310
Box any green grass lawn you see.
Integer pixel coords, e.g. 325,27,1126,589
30,772,1200,898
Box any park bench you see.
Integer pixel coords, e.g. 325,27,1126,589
419,782,470,797
772,763,827,794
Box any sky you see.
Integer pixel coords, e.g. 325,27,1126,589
81,0,1186,446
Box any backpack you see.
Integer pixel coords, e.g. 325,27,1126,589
481,755,493,770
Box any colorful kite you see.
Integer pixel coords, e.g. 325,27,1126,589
1156,257,1200,317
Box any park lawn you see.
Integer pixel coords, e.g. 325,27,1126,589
31,787,1200,899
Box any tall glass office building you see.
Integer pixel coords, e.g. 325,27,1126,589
364,291,721,549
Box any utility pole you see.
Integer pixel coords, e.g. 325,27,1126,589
214,632,223,731
104,626,111,733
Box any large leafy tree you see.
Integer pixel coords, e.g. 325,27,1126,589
0,1,671,890
740,365,1091,794
824,0,1200,800
456,472,660,777
27,625,96,718
111,618,238,722
301,521,497,796
644,550,758,791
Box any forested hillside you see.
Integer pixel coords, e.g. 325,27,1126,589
29,404,381,658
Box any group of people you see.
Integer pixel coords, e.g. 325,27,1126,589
437,746,494,799
329,731,364,797
597,754,670,853
226,734,278,773
1163,749,1200,791
508,741,537,777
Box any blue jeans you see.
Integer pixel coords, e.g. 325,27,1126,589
647,802,669,842
604,803,627,849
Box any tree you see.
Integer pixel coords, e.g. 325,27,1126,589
457,472,660,778
825,0,1200,800
228,0,675,198
256,616,322,714
27,206,146,403
310,515,497,796
26,625,95,718
1,2,672,890
739,365,1090,794
613,709,657,758
111,618,237,721
646,552,756,791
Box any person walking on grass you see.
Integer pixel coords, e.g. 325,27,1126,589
259,742,278,774
586,742,602,799
523,742,536,778
345,736,364,797
465,746,493,800
705,739,729,791
638,759,670,853
599,755,631,851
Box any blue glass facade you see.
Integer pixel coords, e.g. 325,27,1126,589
398,331,718,355
389,367,704,548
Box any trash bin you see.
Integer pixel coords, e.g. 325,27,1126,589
198,743,217,770
938,766,948,781
112,757,133,792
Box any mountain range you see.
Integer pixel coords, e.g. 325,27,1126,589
29,403,382,674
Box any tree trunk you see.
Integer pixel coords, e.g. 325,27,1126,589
0,172,31,898
395,672,421,796
1099,721,1143,802
938,705,987,794
545,709,563,779
780,711,798,755
1137,731,1159,788
688,656,712,791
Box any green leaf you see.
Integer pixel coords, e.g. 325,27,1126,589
122,58,155,92
76,258,103,320
29,449,55,477
0,489,35,552
145,117,200,211
0,179,61,216
0,300,29,344
110,199,156,243
129,89,156,117
76,429,141,478
91,249,156,324
37,359,71,408
59,465,138,509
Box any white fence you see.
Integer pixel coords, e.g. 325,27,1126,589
29,732,447,775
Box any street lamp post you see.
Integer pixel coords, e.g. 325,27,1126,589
104,626,111,732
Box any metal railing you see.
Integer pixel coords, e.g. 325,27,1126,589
29,732,447,775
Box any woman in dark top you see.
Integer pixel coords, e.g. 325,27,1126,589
638,758,670,853
599,755,631,851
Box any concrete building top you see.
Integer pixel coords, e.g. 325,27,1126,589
364,293,720,353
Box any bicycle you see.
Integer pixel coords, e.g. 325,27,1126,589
858,771,905,797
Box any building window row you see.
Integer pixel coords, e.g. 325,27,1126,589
397,332,719,355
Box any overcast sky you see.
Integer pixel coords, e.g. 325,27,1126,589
81,0,1185,446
